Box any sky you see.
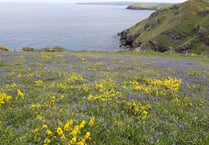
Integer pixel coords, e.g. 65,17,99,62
0,0,187,3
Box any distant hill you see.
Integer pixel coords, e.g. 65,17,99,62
127,3,174,10
76,2,134,6
120,0,209,54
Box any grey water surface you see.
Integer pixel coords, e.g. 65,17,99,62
0,3,154,51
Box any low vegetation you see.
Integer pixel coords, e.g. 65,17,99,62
0,51,209,144
21,46,67,52
0,46,9,51
127,3,173,10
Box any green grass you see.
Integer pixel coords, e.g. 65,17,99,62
127,3,173,10
0,51,209,145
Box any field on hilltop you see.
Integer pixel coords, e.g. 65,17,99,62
127,3,173,10
0,51,209,145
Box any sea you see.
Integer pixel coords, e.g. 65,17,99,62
0,3,154,51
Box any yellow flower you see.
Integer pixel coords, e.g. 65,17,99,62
34,80,43,87
173,97,180,104
48,47,54,52
64,123,70,131
82,84,90,93
36,137,41,142
89,117,95,127
46,129,53,136
144,104,151,110
42,124,48,129
61,95,64,99
60,134,66,140
68,73,84,84
57,127,63,136
30,104,42,109
84,132,91,140
18,73,22,78
17,89,24,98
76,140,85,145
141,110,148,120
79,120,86,129
11,83,16,88
69,119,74,125
70,125,79,136
0,92,12,106
57,83,66,90
44,138,51,144
70,136,77,144
34,128,39,133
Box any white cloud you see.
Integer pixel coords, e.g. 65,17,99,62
0,0,187,3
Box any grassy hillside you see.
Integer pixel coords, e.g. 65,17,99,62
1,51,209,144
127,3,173,10
120,0,209,54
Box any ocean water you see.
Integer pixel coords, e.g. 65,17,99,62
0,3,154,51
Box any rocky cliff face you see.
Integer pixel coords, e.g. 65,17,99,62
197,25,209,45
127,5,157,10
120,0,209,54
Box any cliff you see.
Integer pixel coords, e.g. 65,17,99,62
120,0,209,54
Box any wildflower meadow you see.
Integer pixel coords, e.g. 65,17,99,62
0,51,209,145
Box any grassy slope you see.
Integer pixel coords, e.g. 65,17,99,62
124,0,209,54
1,51,209,145
127,3,173,10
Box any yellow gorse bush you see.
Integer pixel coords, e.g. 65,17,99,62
88,90,121,103
143,76,181,91
124,76,181,97
17,89,24,98
43,138,51,145
87,79,151,121
95,83,104,92
57,127,65,140
30,104,42,109
32,117,94,145
0,46,9,51
60,118,93,145
122,100,151,120
41,54,52,59
0,93,12,106
64,119,74,132
173,97,180,105
57,83,66,90
134,85,157,95
34,80,43,87
93,79,115,93
68,73,85,84
81,84,90,93
11,83,17,88
89,117,95,127
187,71,202,77
190,53,197,57
48,47,54,52
30,95,65,110
46,129,53,136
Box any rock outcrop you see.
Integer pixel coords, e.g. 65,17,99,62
149,41,170,52
197,25,209,45
120,0,209,54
